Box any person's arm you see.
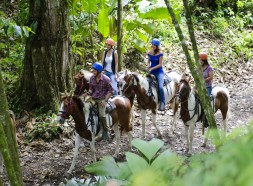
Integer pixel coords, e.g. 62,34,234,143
205,69,214,82
149,54,163,71
100,80,113,107
114,51,118,74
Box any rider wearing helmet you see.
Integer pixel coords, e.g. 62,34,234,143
102,38,119,95
199,52,213,96
89,62,113,140
147,38,166,111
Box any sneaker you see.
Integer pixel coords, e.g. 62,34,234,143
159,102,165,111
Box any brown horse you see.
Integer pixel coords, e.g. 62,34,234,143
57,94,132,174
74,69,93,96
175,76,230,154
122,72,180,139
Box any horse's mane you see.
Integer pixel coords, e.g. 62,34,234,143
132,73,140,83
72,96,84,111
179,79,191,92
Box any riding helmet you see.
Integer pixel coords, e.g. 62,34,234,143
105,38,115,46
151,38,160,46
199,52,208,60
92,62,103,72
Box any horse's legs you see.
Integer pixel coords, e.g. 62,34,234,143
185,126,190,152
90,133,96,162
141,109,146,139
68,132,81,174
152,113,162,138
188,123,195,154
112,123,120,157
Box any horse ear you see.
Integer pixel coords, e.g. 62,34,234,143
124,69,128,76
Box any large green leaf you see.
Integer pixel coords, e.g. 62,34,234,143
136,30,148,42
0,18,4,29
85,156,120,176
131,138,164,163
116,162,132,180
98,8,110,37
7,24,15,36
82,0,98,13
132,39,146,52
126,152,150,174
139,7,169,20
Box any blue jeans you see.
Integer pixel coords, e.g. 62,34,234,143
153,73,165,104
105,71,118,95
207,86,212,96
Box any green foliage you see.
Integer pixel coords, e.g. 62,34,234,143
183,121,253,186
84,138,185,186
26,112,63,142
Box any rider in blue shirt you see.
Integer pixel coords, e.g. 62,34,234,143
147,39,165,111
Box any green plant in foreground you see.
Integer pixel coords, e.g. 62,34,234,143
84,138,186,186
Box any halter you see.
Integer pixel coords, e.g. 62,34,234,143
57,98,74,119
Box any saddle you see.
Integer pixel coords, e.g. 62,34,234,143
146,74,172,100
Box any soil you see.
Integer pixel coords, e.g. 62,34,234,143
2,62,253,186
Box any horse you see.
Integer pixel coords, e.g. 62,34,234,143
0,110,16,175
175,76,230,154
57,94,132,174
74,69,93,96
122,71,180,139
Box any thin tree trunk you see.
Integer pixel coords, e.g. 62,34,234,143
0,67,23,185
117,0,123,71
20,0,73,112
164,0,221,147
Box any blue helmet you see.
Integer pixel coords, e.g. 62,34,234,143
92,62,103,72
151,38,160,46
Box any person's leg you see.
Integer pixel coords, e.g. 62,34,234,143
105,71,118,95
156,73,165,111
95,99,109,140
207,86,212,96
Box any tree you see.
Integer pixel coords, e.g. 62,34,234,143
164,0,221,147
117,0,123,71
20,0,73,112
0,66,23,185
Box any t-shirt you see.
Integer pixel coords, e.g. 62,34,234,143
148,53,164,74
203,65,213,87
104,54,113,72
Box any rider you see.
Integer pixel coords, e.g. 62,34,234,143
199,52,214,96
147,38,165,111
102,38,118,95
88,62,113,140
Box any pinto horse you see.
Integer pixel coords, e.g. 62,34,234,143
57,94,132,174
74,69,93,96
175,77,230,154
122,72,180,139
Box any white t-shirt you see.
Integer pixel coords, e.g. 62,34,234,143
104,54,113,72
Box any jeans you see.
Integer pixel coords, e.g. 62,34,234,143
105,71,118,95
207,86,212,96
153,72,165,104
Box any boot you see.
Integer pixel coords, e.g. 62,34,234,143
100,117,109,140
159,102,165,111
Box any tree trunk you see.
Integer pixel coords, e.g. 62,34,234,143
164,0,221,147
20,0,73,112
117,0,123,71
0,67,23,185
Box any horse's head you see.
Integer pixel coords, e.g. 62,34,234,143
57,94,84,124
74,71,90,96
175,78,191,104
122,73,139,98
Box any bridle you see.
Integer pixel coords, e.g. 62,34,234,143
175,81,191,104
57,98,74,119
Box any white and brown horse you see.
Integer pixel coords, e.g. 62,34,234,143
57,94,132,174
122,72,180,139
175,77,230,154
74,69,93,96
